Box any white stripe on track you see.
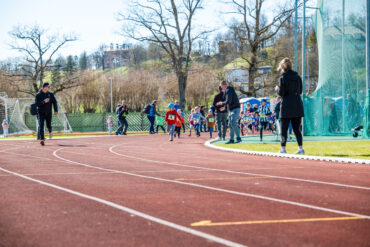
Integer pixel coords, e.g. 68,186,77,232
0,166,245,247
109,144,370,191
54,148,370,220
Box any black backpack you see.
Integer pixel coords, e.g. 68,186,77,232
142,104,151,114
30,103,37,116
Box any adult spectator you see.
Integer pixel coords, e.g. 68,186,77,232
147,100,160,134
275,58,304,154
200,106,207,132
217,81,242,144
212,86,227,141
245,102,253,113
116,100,129,135
35,83,58,146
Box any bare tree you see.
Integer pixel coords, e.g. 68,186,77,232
119,0,208,109
226,0,296,96
8,24,78,95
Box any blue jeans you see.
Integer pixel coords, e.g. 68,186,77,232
147,116,155,133
195,123,200,136
208,127,214,138
116,117,128,135
168,124,175,138
216,112,227,138
228,108,241,141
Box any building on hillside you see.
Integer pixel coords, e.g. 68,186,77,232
225,66,272,97
103,43,132,69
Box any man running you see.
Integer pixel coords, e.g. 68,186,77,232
35,83,58,146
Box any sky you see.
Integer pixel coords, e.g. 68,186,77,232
0,0,316,61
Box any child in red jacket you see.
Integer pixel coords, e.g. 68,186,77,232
165,103,181,141
174,109,185,139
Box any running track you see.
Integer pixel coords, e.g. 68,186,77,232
0,135,369,247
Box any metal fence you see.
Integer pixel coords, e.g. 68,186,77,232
24,112,191,133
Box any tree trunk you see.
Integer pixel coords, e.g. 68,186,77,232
177,72,187,110
248,46,258,97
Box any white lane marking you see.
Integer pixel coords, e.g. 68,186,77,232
0,167,246,247
0,171,118,177
54,148,370,219
109,145,370,191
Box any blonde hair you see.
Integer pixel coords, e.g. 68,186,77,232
277,58,292,72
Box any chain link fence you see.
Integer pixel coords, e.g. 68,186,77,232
24,112,192,133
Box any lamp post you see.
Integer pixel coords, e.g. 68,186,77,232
294,0,298,71
109,77,113,113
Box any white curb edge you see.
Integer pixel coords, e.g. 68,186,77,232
204,139,370,165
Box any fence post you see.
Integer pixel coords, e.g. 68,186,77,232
141,113,144,131
103,112,106,132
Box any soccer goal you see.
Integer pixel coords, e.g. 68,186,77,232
0,93,72,135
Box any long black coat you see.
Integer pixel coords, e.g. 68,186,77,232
277,70,304,119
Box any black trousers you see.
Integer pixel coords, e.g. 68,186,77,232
259,122,268,140
280,118,303,147
37,113,52,140
175,126,181,138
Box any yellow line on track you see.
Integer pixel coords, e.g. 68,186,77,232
191,217,366,227
175,176,270,181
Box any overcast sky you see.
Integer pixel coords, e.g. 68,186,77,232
0,0,316,61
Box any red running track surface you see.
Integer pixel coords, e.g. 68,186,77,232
0,134,369,247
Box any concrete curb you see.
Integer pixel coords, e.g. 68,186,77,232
204,139,370,165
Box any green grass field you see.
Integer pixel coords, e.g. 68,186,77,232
216,140,370,160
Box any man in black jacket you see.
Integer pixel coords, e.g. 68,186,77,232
212,86,227,140
35,83,58,145
116,100,129,135
217,81,241,144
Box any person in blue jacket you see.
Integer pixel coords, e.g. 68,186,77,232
147,100,160,134
116,100,128,135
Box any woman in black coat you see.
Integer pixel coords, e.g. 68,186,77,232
275,58,305,154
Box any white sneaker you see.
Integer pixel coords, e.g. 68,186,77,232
278,149,287,154
294,149,305,155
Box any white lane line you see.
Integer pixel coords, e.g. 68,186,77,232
54,148,370,220
109,145,370,191
0,167,245,247
0,171,118,177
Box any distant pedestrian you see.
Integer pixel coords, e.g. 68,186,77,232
275,58,304,154
35,83,58,146
116,100,128,135
2,119,9,138
217,81,241,144
147,100,160,134
107,116,114,135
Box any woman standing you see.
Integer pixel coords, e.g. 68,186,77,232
275,58,305,154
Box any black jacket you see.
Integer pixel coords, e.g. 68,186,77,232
277,70,304,118
212,91,227,113
35,91,58,115
116,105,128,119
223,86,240,111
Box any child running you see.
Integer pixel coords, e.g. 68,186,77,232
107,116,114,135
258,99,272,142
191,106,206,137
206,110,216,138
174,109,185,138
156,115,166,134
2,119,9,138
165,103,182,141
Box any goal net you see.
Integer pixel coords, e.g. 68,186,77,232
0,93,72,135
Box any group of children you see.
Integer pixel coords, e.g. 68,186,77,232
163,104,217,141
